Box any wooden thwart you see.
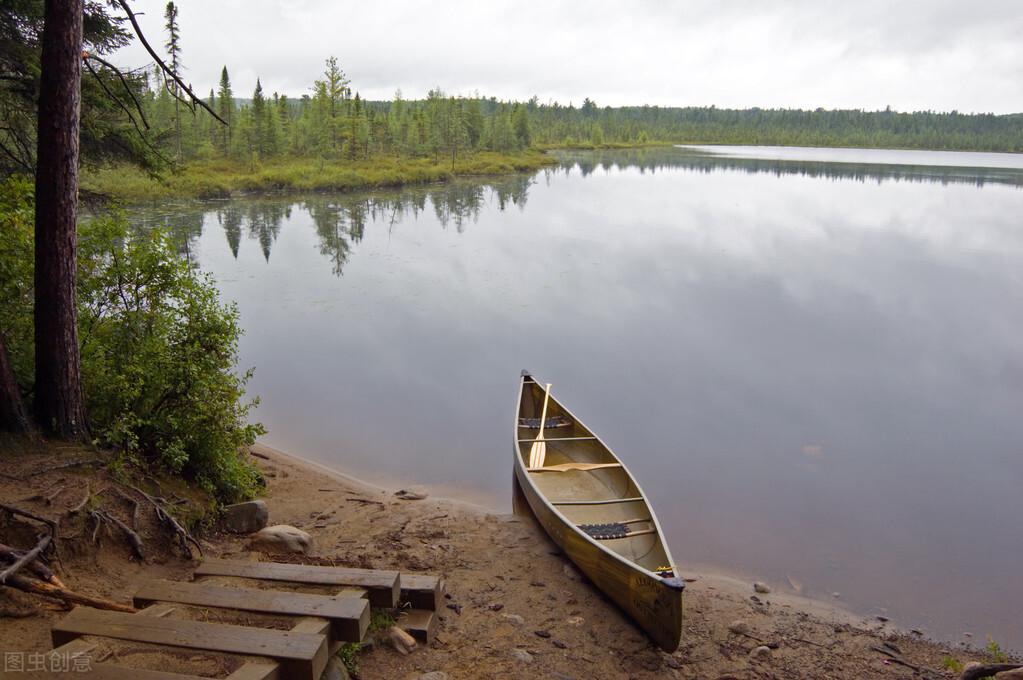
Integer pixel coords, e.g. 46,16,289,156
52,607,326,680
133,579,369,642
552,496,644,505
527,462,622,472
194,558,399,608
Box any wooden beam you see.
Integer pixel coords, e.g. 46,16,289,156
193,558,399,608
51,607,326,680
133,580,369,643
400,573,444,610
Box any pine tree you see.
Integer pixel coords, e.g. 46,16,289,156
251,79,265,158
164,2,183,158
216,66,233,153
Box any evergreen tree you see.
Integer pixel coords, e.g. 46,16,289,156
216,66,233,153
163,2,183,158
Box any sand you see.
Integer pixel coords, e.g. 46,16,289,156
0,440,1011,679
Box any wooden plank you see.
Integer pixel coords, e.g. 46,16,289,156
225,663,279,680
517,436,598,442
397,609,437,644
552,496,644,505
51,607,326,680
133,580,369,642
194,558,399,608
399,574,443,610
33,631,281,680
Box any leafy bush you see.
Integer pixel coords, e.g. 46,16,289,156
0,177,264,502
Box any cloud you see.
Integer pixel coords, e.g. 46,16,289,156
114,0,1023,113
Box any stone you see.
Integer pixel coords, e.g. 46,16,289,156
510,649,533,663
552,639,568,649
753,582,771,594
664,655,682,669
418,673,450,680
876,615,890,623
249,524,312,554
501,613,525,626
566,616,584,626
534,630,551,638
728,620,751,636
749,645,772,661
222,500,269,534
562,563,580,581
395,487,428,500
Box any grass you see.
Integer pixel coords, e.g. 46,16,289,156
82,150,557,203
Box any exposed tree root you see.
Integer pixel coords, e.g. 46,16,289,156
129,485,202,558
3,573,135,613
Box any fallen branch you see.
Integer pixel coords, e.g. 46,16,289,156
3,573,136,613
961,664,1023,680
870,645,942,679
0,542,64,587
0,534,50,584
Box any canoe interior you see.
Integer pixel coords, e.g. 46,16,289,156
518,378,673,573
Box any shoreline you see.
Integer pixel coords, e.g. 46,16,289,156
243,442,1007,678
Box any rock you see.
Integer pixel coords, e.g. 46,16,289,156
994,669,1023,680
395,487,428,500
249,525,311,554
488,602,504,611
753,581,771,594
749,645,772,661
501,613,525,626
552,639,568,649
388,625,417,655
534,629,551,638
566,616,584,626
562,563,580,581
510,649,533,663
728,620,751,635
418,673,449,680
832,592,842,599
876,615,890,623
664,655,682,669
323,656,351,680
223,500,269,534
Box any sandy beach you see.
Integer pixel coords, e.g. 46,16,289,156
0,441,1012,679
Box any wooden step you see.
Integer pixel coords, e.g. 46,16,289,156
18,638,279,680
397,609,437,644
52,607,326,680
400,573,444,610
134,579,369,643
194,558,399,608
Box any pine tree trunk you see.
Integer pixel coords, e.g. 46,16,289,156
0,335,31,433
33,0,88,439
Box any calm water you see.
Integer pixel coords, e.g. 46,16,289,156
134,146,1023,649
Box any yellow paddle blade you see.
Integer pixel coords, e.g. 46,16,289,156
528,441,547,468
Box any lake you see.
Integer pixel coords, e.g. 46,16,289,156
133,145,1023,650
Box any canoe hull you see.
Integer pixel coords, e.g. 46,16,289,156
513,459,684,651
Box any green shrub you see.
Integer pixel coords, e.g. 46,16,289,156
0,177,264,502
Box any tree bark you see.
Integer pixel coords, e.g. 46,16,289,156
33,0,88,439
0,334,31,433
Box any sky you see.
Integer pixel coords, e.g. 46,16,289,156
112,0,1023,114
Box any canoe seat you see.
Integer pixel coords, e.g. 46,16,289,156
527,462,622,472
518,415,572,429
580,522,656,540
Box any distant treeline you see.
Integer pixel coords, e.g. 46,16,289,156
144,59,1023,166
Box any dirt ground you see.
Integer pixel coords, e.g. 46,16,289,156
0,440,1016,679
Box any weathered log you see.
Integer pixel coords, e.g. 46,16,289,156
3,573,136,612
961,664,1023,680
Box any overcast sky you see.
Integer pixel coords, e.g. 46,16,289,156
112,0,1023,114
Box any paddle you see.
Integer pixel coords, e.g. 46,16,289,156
528,383,553,468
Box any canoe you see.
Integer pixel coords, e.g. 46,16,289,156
513,370,685,651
